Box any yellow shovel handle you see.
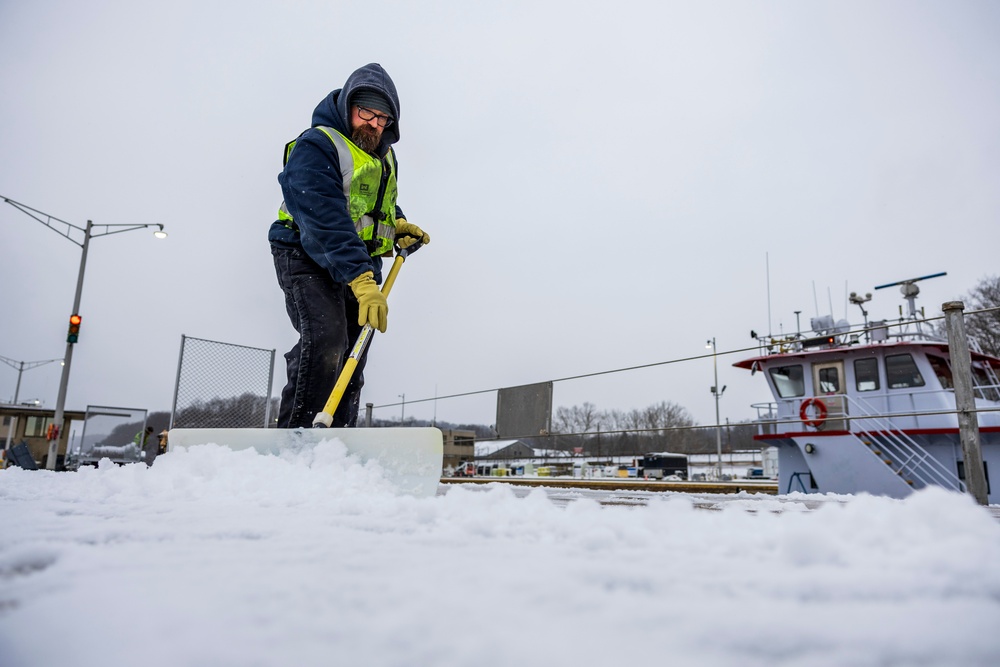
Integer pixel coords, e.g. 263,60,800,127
313,250,411,427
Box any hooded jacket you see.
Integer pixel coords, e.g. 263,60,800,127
269,63,403,284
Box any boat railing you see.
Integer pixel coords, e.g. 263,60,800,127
750,385,999,433
749,402,779,435
973,374,1000,403
750,395,967,492
756,315,949,357
980,384,1000,403
841,394,965,492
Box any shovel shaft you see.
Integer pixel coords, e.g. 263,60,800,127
312,248,413,427
380,250,406,296
319,325,372,417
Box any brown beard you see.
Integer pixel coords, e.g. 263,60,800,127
352,124,381,153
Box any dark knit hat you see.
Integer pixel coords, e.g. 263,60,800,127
351,89,394,118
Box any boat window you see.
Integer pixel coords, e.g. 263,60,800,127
972,364,1000,402
885,354,925,389
817,366,841,394
854,358,880,392
769,365,805,398
927,355,954,390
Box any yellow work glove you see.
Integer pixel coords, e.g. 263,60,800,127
348,271,388,333
394,218,430,250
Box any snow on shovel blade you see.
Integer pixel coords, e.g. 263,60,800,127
166,427,443,497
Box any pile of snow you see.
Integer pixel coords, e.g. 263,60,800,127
2,441,999,667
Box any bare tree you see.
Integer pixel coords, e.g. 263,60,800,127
642,401,694,431
552,400,696,455
553,402,604,434
961,275,1000,357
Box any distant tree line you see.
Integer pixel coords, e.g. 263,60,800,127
369,417,494,439
546,400,759,457
171,393,278,429
100,393,278,445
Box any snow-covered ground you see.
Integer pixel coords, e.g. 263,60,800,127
2,440,1000,667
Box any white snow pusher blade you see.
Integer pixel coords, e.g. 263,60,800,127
166,427,443,497
168,243,440,496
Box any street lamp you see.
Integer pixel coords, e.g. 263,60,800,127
706,338,727,480
2,195,167,469
1,355,64,454
399,393,406,424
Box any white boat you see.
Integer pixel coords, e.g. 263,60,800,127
736,274,1000,501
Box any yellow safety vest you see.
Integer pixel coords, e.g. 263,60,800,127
278,126,398,256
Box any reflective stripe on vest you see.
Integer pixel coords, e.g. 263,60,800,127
278,126,398,256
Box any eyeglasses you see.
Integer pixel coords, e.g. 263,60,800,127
357,106,393,128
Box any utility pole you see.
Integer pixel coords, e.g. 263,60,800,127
707,338,727,480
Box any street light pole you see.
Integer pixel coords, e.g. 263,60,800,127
706,338,726,480
399,393,406,424
48,220,92,469
2,196,166,469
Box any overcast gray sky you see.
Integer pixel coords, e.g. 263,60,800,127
2,0,998,431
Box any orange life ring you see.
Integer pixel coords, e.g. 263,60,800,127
799,398,828,428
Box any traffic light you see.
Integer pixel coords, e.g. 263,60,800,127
67,314,82,343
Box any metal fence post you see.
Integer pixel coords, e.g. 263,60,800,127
943,301,989,505
264,348,276,428
169,334,187,431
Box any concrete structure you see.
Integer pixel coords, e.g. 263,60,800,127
1,404,86,469
441,429,476,473
474,439,535,460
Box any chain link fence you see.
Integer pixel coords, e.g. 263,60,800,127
170,335,276,429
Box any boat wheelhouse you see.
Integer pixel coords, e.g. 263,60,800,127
736,276,1000,502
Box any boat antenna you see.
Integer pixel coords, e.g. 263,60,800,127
844,281,848,321
812,281,819,318
766,252,772,337
849,291,873,342
874,271,947,335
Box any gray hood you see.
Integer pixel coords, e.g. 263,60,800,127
311,63,401,152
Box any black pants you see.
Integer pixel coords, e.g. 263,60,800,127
271,245,369,428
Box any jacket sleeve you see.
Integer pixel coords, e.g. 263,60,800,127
278,128,375,284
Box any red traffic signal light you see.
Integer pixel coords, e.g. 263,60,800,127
67,314,82,343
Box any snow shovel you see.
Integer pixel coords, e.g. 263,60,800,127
167,242,443,497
